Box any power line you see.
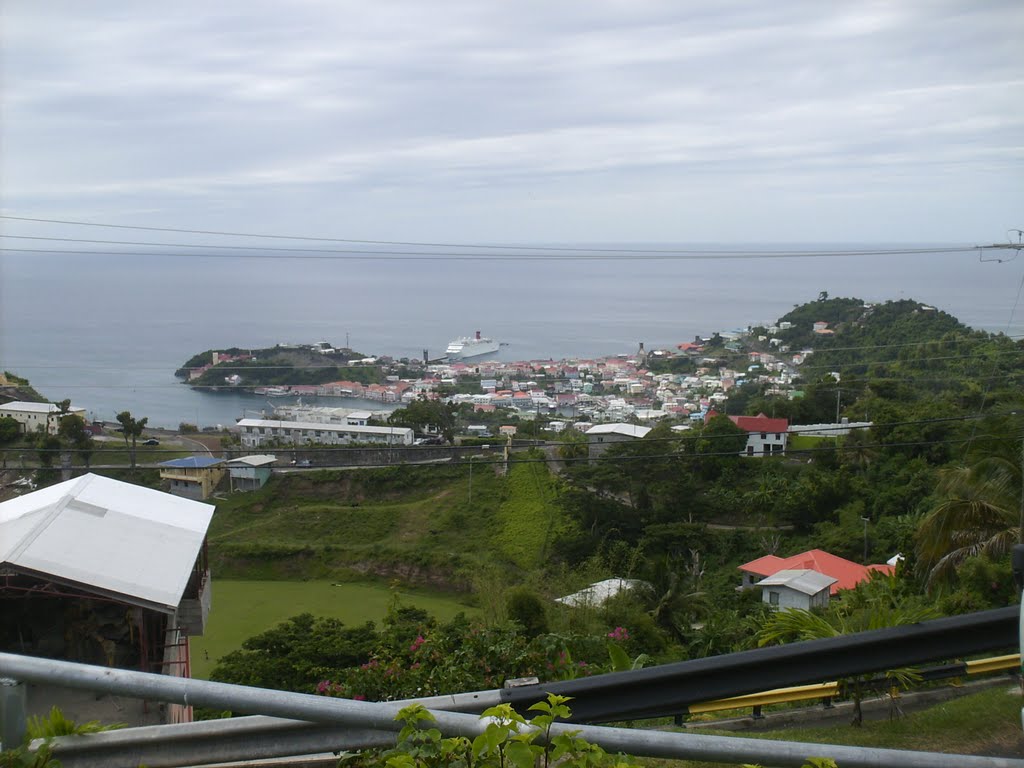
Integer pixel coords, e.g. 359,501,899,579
0,244,988,262
0,215,994,256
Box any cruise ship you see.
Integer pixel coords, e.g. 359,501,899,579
445,331,500,361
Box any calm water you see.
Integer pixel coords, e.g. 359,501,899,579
1,246,1021,428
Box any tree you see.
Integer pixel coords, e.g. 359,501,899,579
639,552,708,644
388,398,455,443
916,451,1020,590
58,413,94,472
116,410,148,474
0,416,20,446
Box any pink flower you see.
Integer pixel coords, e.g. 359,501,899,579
607,626,630,642
353,694,366,701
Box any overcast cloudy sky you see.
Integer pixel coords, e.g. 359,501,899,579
2,1,1021,243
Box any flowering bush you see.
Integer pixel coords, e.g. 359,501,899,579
317,614,617,702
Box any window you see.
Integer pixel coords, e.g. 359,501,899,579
760,432,767,440
768,591,780,606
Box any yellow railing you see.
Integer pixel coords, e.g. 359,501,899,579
688,653,1020,716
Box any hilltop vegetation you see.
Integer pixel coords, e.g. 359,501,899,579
176,344,383,389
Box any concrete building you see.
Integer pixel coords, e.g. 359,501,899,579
225,455,277,491
0,400,87,435
584,423,652,459
235,418,414,448
159,456,226,500
0,474,214,725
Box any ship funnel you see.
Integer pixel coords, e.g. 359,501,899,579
475,330,481,340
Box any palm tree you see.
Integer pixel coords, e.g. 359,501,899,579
641,552,708,644
916,445,1020,590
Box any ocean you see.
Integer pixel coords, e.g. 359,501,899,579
1,245,1021,429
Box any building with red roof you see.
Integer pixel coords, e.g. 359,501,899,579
738,548,895,596
704,410,789,457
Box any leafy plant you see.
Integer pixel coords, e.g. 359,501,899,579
26,706,123,739
338,694,628,768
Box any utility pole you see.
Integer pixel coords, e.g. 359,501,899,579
861,516,870,561
1019,434,1023,544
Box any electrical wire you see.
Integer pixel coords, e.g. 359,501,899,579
0,215,991,256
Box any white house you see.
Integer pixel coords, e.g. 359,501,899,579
236,418,414,448
756,569,836,611
0,400,88,435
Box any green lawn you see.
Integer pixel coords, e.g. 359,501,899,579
787,434,836,453
189,579,476,678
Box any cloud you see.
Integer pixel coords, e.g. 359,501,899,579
1,1,1021,240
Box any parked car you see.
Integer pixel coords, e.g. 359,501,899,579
142,438,160,446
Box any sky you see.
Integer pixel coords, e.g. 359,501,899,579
1,1,1021,243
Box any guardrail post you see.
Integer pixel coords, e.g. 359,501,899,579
750,704,763,720
0,677,27,750
821,695,834,709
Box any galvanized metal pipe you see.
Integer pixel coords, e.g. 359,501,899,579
4,653,1023,768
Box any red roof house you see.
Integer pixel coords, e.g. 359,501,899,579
738,549,894,595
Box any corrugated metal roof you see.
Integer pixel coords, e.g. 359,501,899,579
225,455,277,467
159,456,224,469
757,569,837,596
0,474,214,612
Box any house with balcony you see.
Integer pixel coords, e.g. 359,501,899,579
0,473,214,725
159,456,226,500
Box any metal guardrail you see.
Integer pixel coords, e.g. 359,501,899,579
686,653,1022,719
505,605,1018,722
689,682,841,715
3,652,1023,768
966,654,1022,676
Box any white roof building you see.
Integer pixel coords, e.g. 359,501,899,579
585,423,652,439
555,578,647,608
0,473,214,612
236,418,414,447
0,400,87,435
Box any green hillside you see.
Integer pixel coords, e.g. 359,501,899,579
206,460,569,587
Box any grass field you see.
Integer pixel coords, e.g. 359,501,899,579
189,579,477,678
787,434,836,452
